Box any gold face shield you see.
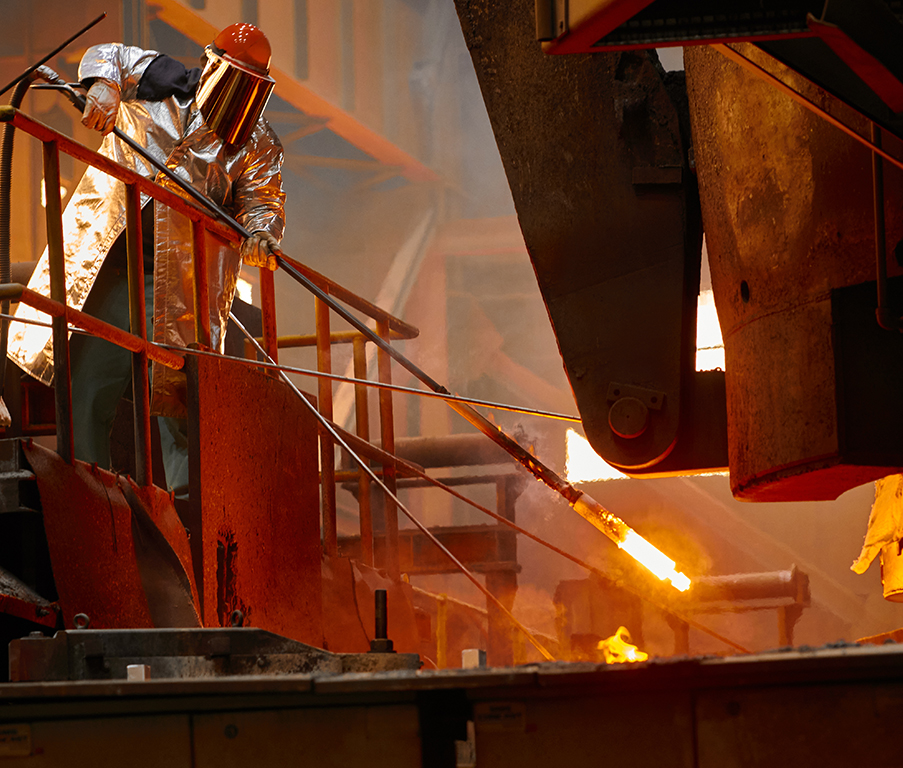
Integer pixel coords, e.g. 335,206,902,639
196,48,275,147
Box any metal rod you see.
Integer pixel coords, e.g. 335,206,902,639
0,13,106,98
155,343,583,422
230,312,556,662
377,319,400,580
125,183,152,486
353,335,374,567
43,140,73,463
317,295,337,556
374,589,388,639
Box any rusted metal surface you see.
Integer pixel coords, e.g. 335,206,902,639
190,220,211,349
118,476,200,627
186,354,322,646
8,644,903,767
23,441,153,629
0,564,58,628
686,44,903,500
9,628,342,682
454,0,724,475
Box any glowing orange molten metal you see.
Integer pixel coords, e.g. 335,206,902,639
598,626,649,664
572,493,691,591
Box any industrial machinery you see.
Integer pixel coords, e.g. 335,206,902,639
458,0,903,501
5,2,903,766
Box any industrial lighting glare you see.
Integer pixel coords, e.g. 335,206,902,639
618,530,691,592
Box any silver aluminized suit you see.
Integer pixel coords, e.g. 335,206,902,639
8,43,285,418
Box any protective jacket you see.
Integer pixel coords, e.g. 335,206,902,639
9,43,285,417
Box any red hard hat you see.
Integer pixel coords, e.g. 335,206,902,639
212,23,271,75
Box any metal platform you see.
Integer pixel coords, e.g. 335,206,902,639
2,642,903,766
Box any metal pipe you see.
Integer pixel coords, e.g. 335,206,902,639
316,295,337,556
125,183,152,486
43,140,72,463
266,328,408,349
691,567,809,605
353,335,374,567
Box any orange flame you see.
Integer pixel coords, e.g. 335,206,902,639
598,626,648,664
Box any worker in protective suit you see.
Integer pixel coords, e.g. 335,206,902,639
8,23,285,491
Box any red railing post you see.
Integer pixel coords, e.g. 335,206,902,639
126,184,152,486
352,334,373,566
42,140,72,463
316,295,337,555
376,319,399,579
191,220,211,349
260,267,278,369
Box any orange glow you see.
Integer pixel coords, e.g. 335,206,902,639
618,530,692,592
598,626,649,664
572,493,692,592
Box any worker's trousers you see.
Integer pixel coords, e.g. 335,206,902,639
68,254,189,493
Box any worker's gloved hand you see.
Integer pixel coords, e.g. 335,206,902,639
241,230,281,271
81,78,120,135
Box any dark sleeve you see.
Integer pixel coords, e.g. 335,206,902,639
136,54,202,101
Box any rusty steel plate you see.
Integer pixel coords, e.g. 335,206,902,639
23,441,153,629
187,355,323,645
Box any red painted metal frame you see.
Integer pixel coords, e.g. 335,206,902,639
316,295,337,556
541,0,815,54
0,283,184,371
